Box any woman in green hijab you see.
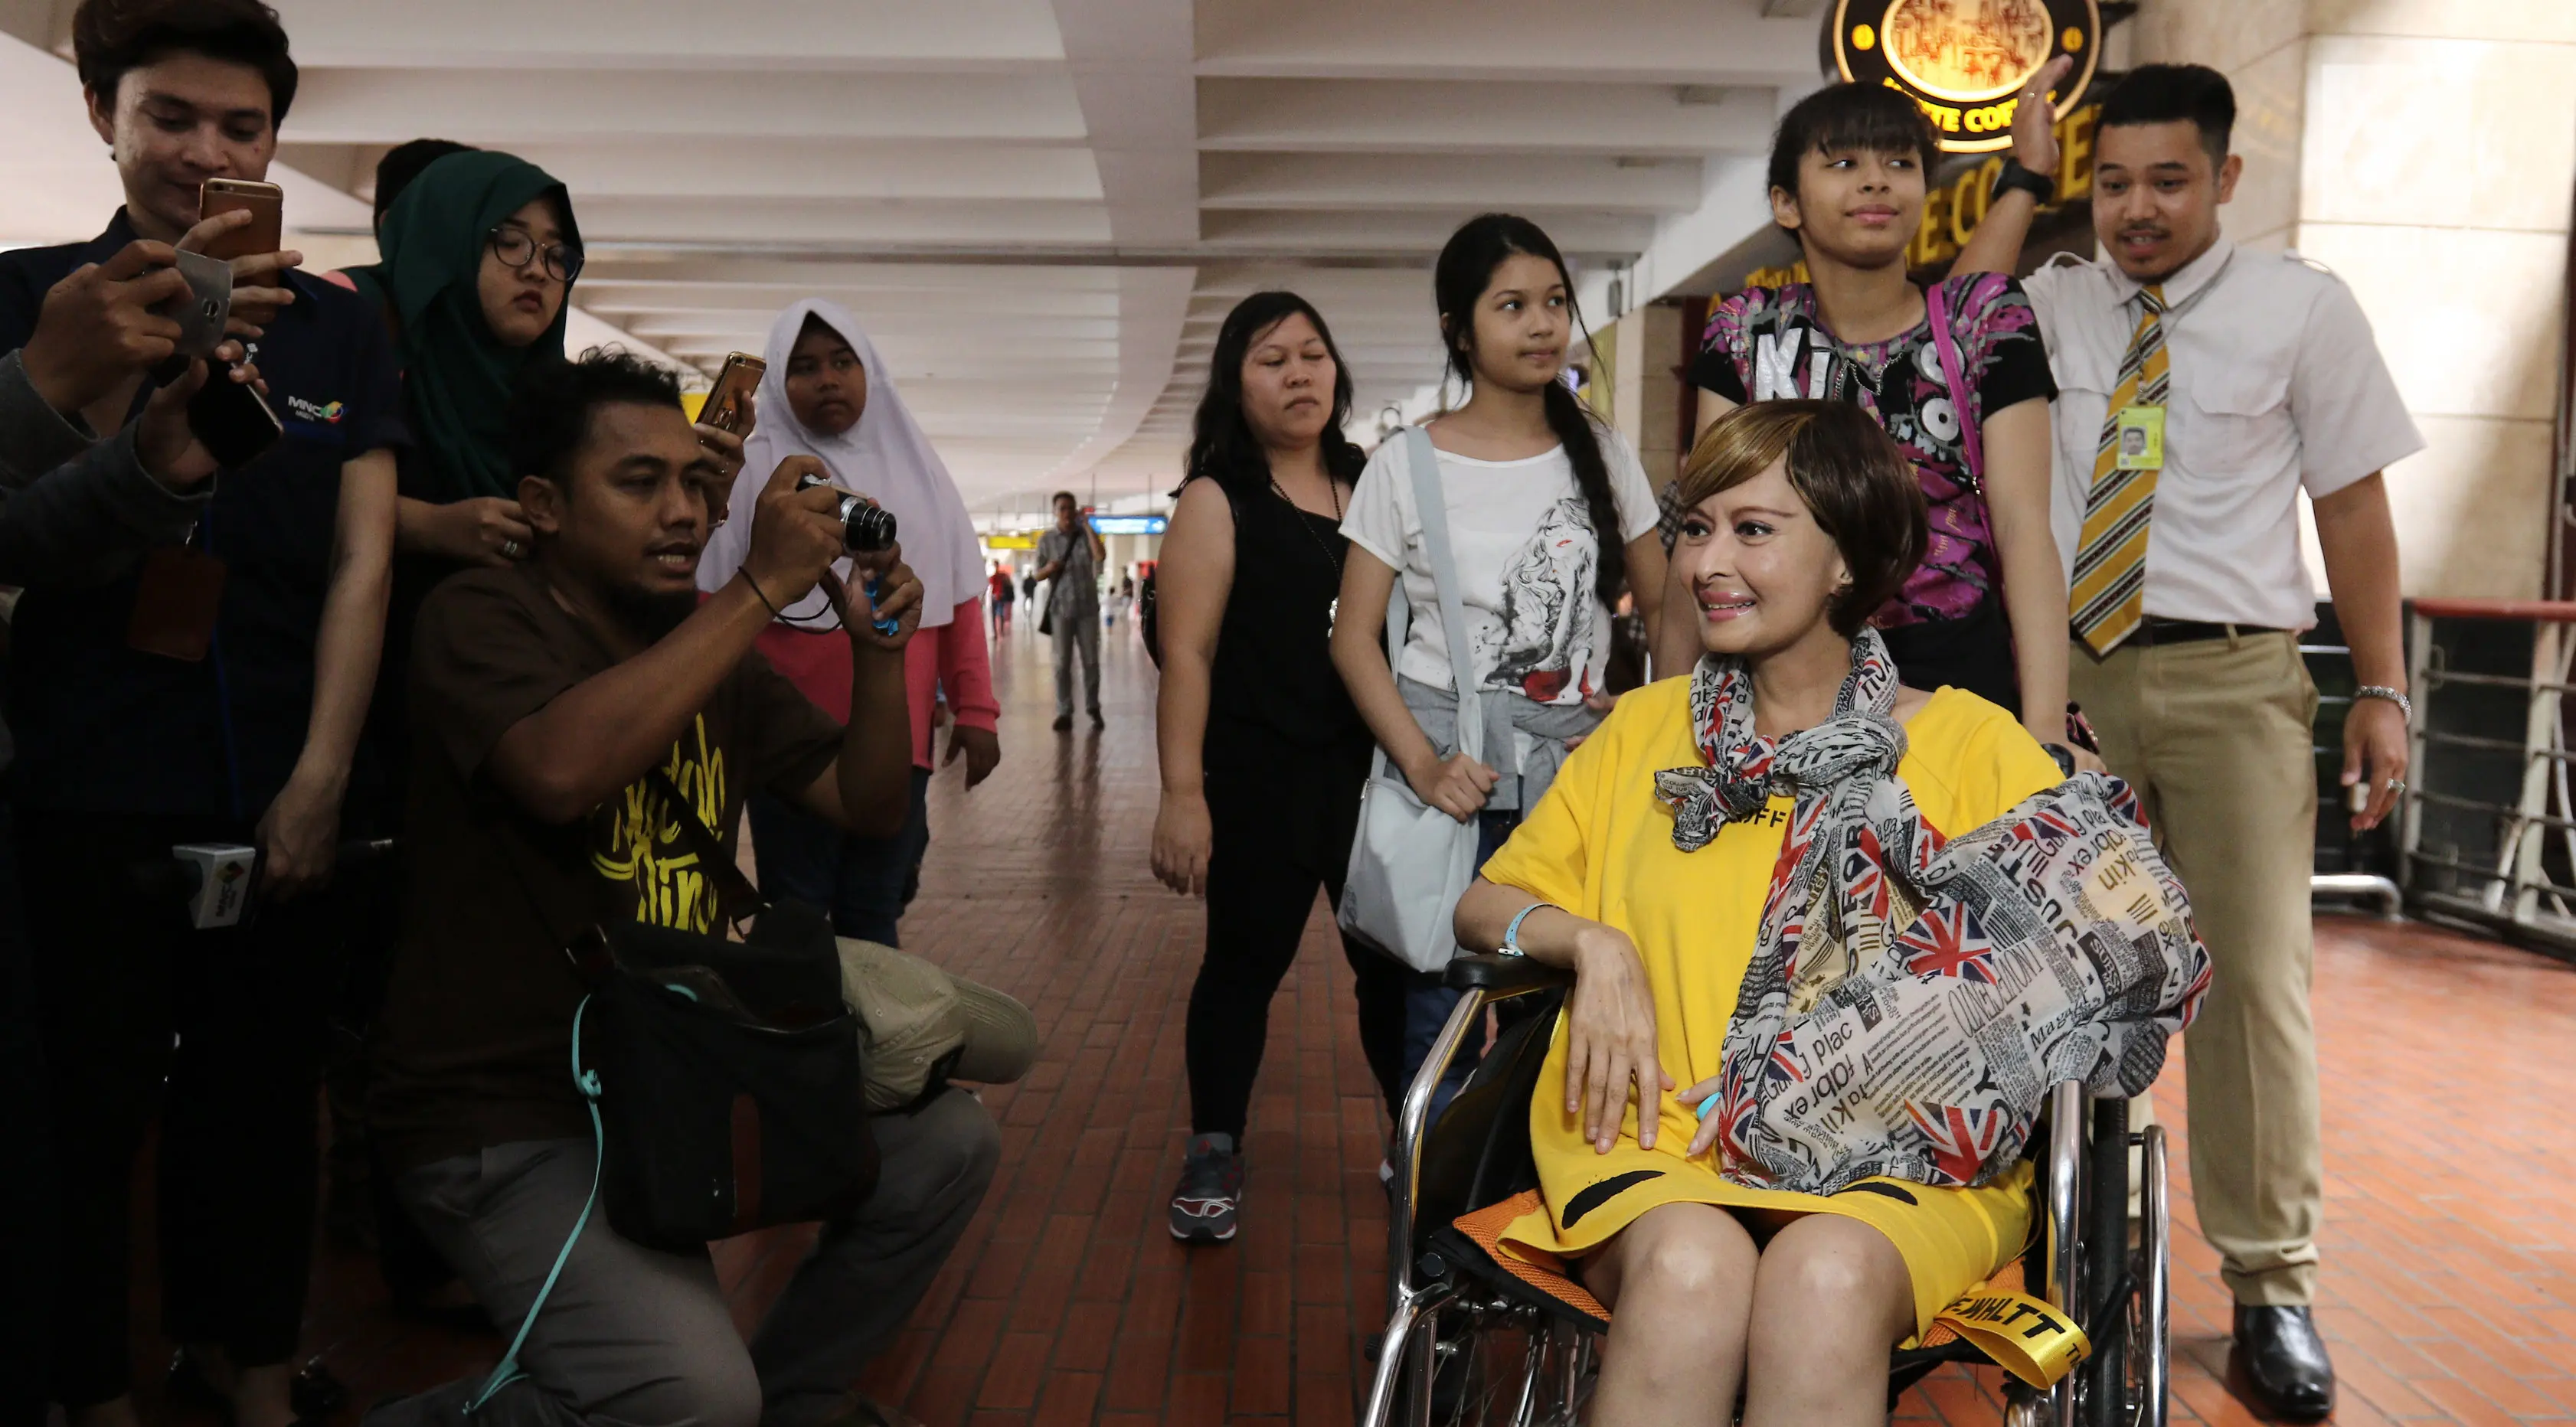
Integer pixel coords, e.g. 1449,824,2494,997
329,149,587,1318
376,149,578,566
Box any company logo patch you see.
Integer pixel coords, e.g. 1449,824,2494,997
286,396,345,424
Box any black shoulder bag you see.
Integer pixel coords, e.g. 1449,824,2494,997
469,772,877,1413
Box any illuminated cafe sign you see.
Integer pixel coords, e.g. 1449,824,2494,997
1089,514,1169,536
1829,0,2101,153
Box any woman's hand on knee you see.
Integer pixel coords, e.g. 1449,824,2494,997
1564,923,1673,1152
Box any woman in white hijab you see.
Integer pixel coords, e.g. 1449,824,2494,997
699,300,1001,946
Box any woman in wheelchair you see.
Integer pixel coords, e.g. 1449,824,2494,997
1451,399,2081,1426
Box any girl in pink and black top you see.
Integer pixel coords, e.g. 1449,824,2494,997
1651,83,2081,766
698,300,1000,945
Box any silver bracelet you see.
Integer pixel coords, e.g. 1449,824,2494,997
2353,684,2412,720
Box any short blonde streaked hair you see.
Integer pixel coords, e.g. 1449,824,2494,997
1672,400,1927,636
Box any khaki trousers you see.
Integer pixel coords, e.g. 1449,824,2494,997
2068,631,2321,1307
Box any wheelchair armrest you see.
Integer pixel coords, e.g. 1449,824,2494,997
1445,952,1575,999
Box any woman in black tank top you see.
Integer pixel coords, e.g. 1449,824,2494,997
1149,292,1411,1246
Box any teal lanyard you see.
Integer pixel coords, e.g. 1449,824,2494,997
465,994,605,1415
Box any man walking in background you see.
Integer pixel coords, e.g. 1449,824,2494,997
1970,63,2419,1421
1034,489,1105,730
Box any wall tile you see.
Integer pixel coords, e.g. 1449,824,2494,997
2135,0,2307,73
2229,40,2311,248
2300,413,2557,599
2291,222,2563,423
2309,0,2576,45
2301,34,2576,233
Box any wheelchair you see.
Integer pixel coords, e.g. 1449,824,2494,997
1362,953,2172,1427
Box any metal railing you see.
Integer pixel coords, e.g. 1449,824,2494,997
2400,598,2576,954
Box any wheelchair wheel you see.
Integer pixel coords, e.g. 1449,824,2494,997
2066,1121,2172,1427
2124,1125,2172,1427
1393,1298,1595,1427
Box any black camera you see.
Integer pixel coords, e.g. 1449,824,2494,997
796,472,897,553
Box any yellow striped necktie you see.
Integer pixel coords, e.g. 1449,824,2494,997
2069,286,2169,655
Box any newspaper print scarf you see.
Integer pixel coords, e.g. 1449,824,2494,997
1653,631,2212,1193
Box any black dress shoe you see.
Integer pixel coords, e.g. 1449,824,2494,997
2231,1305,2336,1422
1051,713,1073,732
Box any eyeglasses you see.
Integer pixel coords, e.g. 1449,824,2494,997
485,225,583,284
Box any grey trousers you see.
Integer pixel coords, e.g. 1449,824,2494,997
367,1089,1000,1427
1051,611,1100,717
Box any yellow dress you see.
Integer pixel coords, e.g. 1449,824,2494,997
1482,676,2067,1337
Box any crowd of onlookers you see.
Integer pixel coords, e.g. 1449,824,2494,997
0,3,1017,1425
0,1,2417,1425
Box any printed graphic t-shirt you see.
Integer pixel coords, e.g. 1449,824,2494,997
1342,428,1660,708
369,563,845,1171
1682,274,2055,627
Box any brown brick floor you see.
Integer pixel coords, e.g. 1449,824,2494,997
119,622,2576,1424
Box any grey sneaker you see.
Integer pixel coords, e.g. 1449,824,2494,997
1168,1132,1244,1243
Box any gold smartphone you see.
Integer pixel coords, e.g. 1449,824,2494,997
198,178,284,260
697,352,765,436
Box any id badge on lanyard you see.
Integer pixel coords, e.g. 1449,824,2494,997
2113,404,2166,472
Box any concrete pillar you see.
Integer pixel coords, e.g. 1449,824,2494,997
1610,302,1685,491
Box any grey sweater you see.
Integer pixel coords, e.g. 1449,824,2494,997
0,348,213,587
0,349,217,771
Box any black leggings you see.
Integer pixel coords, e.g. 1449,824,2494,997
1186,762,1408,1143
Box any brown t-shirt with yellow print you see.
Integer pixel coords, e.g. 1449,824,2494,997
370,563,844,1172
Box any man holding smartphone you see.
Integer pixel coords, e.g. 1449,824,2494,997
0,3,403,1425
0,243,267,1427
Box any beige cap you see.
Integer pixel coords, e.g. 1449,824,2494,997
836,937,1037,1112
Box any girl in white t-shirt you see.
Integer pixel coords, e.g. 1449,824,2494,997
1331,213,1668,1114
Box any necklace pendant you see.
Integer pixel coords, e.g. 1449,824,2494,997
1327,596,1339,632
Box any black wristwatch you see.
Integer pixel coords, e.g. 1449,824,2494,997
1992,158,2055,206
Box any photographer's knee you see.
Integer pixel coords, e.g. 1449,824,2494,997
868,1088,1002,1226
606,1344,761,1427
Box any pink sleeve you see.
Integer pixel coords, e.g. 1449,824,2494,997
900,604,1000,769
938,596,1000,733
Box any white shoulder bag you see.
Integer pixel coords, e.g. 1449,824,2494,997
1339,426,1486,975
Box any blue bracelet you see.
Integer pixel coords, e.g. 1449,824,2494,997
1501,902,1557,957
861,576,901,636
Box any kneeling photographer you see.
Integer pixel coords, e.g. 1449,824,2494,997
367,352,1002,1427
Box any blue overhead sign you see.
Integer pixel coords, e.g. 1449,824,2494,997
1089,514,1168,536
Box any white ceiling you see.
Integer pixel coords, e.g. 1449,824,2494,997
0,0,1828,509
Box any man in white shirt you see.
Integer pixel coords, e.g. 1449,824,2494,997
1965,64,2419,1422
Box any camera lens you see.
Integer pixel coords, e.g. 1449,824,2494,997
843,502,897,553
795,472,898,555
